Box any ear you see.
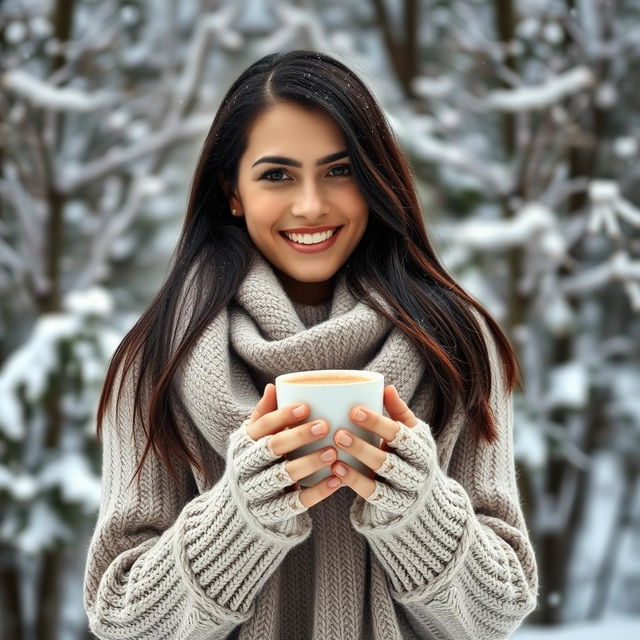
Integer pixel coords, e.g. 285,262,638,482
219,177,232,198
221,178,242,214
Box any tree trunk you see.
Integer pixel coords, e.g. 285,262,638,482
0,551,24,640
33,0,77,638
370,0,420,99
35,551,62,640
588,462,640,618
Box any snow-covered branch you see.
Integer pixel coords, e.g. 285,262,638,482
560,251,640,311
395,110,513,195
2,69,116,112
483,66,595,112
56,113,211,193
453,202,563,252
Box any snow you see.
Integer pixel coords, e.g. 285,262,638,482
586,180,640,239
39,452,102,514
546,362,589,410
454,203,561,251
513,413,547,471
484,67,595,112
543,22,564,45
17,501,72,556
560,250,640,311
606,364,640,427
0,466,38,501
539,290,575,335
514,616,640,639
64,287,113,316
5,20,28,44
398,116,513,195
0,314,81,439
613,137,638,158
2,69,115,112
0,291,117,440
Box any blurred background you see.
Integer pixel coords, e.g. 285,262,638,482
1,0,639,639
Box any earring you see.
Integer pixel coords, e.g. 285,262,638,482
232,208,237,216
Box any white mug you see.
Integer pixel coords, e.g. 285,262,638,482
274,369,384,487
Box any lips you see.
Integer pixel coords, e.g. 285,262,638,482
279,226,343,243
280,225,341,234
279,225,344,253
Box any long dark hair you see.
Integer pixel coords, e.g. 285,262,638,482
96,49,523,488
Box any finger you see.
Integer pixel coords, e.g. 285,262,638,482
267,419,329,458
369,449,425,492
383,385,418,427
334,428,386,472
299,474,343,509
330,460,376,500
384,419,435,470
232,426,283,477
238,417,330,482
248,397,310,441
241,445,337,500
349,404,401,443
249,383,276,423
334,429,424,492
285,445,337,484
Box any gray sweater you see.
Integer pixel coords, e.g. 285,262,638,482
83,291,538,639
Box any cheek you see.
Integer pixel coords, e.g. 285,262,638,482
347,198,369,233
343,187,369,218
243,194,280,233
244,187,280,212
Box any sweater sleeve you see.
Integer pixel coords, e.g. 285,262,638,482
83,365,312,640
348,314,539,640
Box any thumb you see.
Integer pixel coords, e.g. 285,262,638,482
249,383,276,422
263,382,277,409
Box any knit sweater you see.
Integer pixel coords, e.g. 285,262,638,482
83,288,538,639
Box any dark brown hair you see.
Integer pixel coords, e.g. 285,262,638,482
96,49,523,488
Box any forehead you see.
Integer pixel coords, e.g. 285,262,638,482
244,103,344,154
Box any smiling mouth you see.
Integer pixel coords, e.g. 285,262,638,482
279,226,343,245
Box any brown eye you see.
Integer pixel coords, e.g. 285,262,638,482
329,164,352,177
259,169,290,182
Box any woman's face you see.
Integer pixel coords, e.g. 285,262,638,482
227,101,369,305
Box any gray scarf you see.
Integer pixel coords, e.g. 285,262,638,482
175,250,434,461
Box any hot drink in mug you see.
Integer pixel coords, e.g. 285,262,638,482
274,369,384,487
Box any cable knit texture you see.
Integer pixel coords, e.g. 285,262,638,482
83,250,538,639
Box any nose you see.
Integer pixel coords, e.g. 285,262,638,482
290,182,329,218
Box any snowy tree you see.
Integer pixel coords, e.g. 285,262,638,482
0,0,245,637
384,0,640,626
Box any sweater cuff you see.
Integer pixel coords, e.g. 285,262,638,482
173,471,312,617
349,466,476,601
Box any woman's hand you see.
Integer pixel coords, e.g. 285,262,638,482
329,385,434,508
242,383,342,513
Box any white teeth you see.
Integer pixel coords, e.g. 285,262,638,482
283,228,338,244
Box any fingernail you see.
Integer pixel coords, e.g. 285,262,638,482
335,463,347,476
311,421,325,435
354,409,366,421
292,404,306,417
320,449,335,461
328,477,341,488
338,432,352,446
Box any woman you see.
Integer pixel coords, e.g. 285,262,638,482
83,49,538,639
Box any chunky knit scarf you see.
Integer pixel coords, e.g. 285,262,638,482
175,249,437,462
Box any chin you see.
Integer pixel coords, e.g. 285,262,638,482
290,270,337,283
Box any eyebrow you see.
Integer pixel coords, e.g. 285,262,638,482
251,150,349,168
